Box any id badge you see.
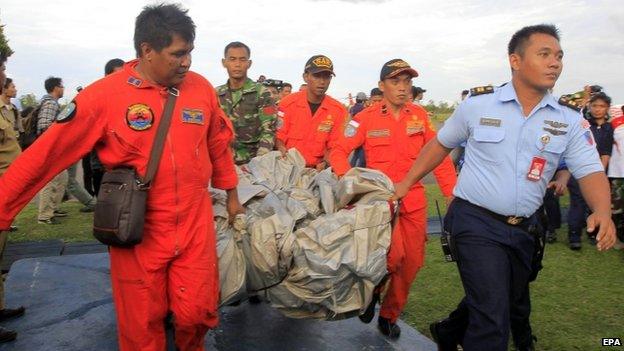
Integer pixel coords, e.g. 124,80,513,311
527,157,546,181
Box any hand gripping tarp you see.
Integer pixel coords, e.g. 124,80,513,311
213,149,394,320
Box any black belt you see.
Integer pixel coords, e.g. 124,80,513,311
456,198,531,229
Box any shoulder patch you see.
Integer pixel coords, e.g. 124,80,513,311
469,85,494,97
558,95,582,112
56,101,77,123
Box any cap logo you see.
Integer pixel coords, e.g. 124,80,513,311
312,56,332,68
387,60,410,68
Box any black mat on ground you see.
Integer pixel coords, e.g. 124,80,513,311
61,241,108,255
1,240,64,272
0,254,436,351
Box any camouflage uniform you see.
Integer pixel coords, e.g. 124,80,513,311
217,78,277,165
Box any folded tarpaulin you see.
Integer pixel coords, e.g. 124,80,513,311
213,149,394,319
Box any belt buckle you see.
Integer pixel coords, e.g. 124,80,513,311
506,216,522,225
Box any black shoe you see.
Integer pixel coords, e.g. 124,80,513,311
248,295,262,304
53,210,68,217
429,321,460,351
0,327,16,343
588,236,597,246
0,306,25,322
79,206,95,213
378,317,401,339
8,226,17,232
38,218,60,225
569,242,582,251
515,335,537,351
545,231,556,243
359,292,379,324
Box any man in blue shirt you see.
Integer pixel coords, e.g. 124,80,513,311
393,24,616,351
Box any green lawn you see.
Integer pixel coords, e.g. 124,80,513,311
9,189,622,350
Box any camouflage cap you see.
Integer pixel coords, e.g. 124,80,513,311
304,55,335,76
380,59,418,80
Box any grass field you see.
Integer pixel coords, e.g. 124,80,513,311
8,187,623,350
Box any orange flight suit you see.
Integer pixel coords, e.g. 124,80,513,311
330,101,457,323
276,91,348,167
0,59,237,351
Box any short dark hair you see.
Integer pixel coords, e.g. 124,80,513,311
508,24,560,56
44,77,62,93
134,3,195,57
3,77,11,89
224,41,250,58
370,88,382,96
590,92,611,106
104,58,125,75
282,82,292,89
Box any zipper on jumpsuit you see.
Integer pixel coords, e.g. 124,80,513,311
162,93,180,257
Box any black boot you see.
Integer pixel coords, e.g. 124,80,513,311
0,327,16,343
378,317,401,339
358,292,379,324
0,306,25,322
429,320,460,351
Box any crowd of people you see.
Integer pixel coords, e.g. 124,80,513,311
0,3,620,351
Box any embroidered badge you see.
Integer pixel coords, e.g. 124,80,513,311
543,127,567,136
181,109,204,125
126,103,154,131
581,119,590,130
344,120,359,137
584,130,595,146
127,76,142,87
479,117,502,127
367,129,391,138
406,120,424,135
318,122,332,133
543,120,568,129
56,101,76,123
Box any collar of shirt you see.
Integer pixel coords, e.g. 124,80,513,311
0,99,14,110
497,81,561,115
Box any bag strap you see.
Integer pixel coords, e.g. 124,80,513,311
140,87,179,188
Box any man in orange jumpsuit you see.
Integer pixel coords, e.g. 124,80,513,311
276,55,348,170
0,4,243,351
329,59,457,339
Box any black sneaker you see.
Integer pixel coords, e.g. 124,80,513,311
0,307,25,322
378,317,401,339
79,206,95,213
0,327,16,343
429,320,460,351
569,242,582,251
588,236,597,246
359,292,379,324
38,218,60,225
545,231,557,244
53,210,68,217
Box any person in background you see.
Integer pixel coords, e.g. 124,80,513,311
567,92,613,250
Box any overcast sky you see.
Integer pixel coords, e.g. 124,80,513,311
1,0,623,106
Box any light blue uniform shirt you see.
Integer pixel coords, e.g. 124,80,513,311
438,82,603,217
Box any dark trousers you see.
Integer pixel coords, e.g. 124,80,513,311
542,188,561,232
92,169,104,196
567,178,590,242
350,147,366,168
446,199,535,351
81,155,95,196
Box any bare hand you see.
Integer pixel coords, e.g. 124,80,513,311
315,161,327,171
391,181,410,201
226,198,246,224
586,212,616,251
277,146,288,158
547,180,567,196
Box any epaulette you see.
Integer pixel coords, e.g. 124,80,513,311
469,85,494,97
558,95,582,112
